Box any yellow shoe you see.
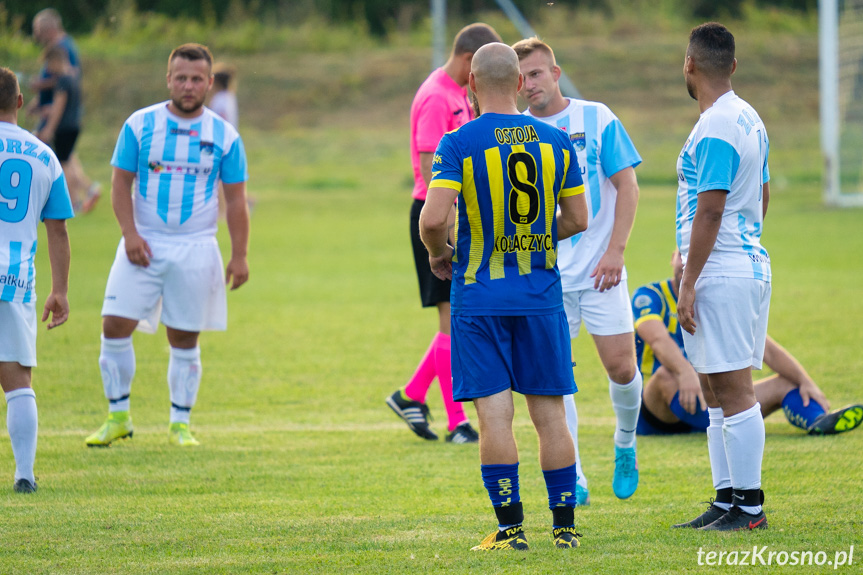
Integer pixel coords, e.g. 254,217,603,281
85,412,133,447
169,422,200,446
470,526,529,551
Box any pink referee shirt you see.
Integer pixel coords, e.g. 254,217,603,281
410,68,473,200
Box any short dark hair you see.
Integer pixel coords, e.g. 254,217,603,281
688,22,735,78
0,68,20,113
452,23,502,56
212,63,236,91
168,43,213,72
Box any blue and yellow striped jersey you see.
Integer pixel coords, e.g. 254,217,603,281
430,113,584,316
632,279,684,377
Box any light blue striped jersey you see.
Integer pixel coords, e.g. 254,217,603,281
111,102,248,240
526,99,641,291
0,122,74,303
676,91,771,281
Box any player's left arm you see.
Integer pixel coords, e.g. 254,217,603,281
223,181,250,291
42,218,71,329
762,181,770,219
762,335,829,411
36,89,67,144
420,185,459,281
678,189,726,335
591,166,639,292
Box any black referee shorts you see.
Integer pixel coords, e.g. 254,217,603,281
410,198,451,308
52,128,79,162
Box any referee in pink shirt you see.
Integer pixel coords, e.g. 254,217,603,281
387,23,501,444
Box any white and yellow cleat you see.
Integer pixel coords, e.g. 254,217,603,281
85,412,134,447
169,422,200,446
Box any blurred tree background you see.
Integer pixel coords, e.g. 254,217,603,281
3,0,819,36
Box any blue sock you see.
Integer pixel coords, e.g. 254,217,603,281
669,392,710,431
481,463,521,527
542,464,577,527
781,388,825,430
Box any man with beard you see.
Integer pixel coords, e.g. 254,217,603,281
85,44,250,447
673,23,772,531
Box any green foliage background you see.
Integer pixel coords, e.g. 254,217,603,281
0,3,860,573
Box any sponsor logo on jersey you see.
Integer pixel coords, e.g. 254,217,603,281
170,128,200,137
148,161,212,176
634,294,653,309
0,273,32,292
571,132,586,152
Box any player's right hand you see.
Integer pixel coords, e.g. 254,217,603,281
677,284,697,335
42,292,69,329
429,246,454,281
678,369,707,415
124,233,152,267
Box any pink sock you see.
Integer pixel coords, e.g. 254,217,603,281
403,336,438,403
434,333,468,431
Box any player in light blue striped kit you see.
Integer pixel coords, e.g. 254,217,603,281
673,23,772,531
85,44,250,448
0,68,73,492
513,38,643,504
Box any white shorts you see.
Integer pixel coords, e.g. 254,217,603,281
102,236,227,334
562,280,634,339
682,277,771,374
0,300,37,367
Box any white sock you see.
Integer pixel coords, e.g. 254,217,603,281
563,394,588,488
723,403,765,512
6,388,37,482
99,336,135,413
609,371,642,448
707,407,732,493
168,347,202,424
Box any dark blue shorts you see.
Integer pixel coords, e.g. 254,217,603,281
451,312,577,402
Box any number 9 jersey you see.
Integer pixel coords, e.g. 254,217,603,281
0,123,73,304
430,113,584,316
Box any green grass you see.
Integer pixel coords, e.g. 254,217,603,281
1,6,862,574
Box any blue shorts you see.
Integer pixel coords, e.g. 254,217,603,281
451,312,577,402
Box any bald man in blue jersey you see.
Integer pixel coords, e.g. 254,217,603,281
421,43,589,551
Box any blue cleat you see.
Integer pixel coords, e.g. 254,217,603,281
613,446,639,499
575,484,590,506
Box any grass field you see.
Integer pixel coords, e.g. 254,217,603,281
1,5,862,574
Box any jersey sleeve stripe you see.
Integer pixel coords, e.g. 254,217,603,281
429,179,461,192
560,184,585,198
634,314,663,329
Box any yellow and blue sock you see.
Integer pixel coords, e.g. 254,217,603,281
781,388,825,430
669,392,710,431
481,463,523,530
543,463,577,528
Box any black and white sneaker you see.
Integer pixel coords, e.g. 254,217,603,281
699,505,767,531
13,478,37,494
386,390,438,440
446,422,479,444
808,405,863,435
672,500,728,529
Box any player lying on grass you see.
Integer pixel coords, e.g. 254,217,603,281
633,249,863,438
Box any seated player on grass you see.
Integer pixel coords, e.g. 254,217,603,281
633,250,863,437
